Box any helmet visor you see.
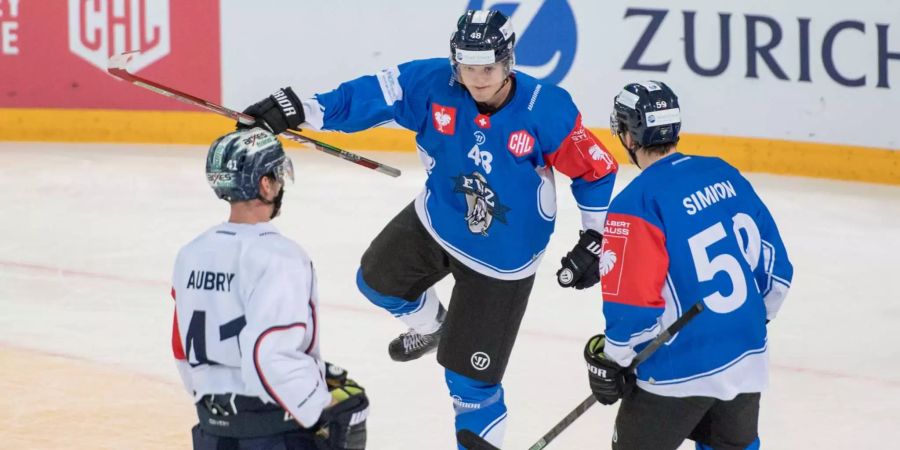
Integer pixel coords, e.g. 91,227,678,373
273,156,294,185
609,112,621,136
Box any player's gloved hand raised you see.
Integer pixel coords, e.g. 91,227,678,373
557,229,603,289
584,334,632,405
238,87,305,134
315,362,368,450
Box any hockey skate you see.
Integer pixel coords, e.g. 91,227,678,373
388,305,446,362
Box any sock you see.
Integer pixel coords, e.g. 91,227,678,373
695,437,760,450
356,268,442,334
446,369,507,450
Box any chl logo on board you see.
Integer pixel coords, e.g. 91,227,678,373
68,0,171,72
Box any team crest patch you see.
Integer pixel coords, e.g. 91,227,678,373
432,103,457,135
452,172,510,236
507,130,535,157
599,234,627,296
569,121,617,175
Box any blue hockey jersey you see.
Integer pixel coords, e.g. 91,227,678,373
599,153,792,400
301,58,617,280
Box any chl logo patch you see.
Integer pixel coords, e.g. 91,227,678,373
471,351,491,371
432,103,457,135
507,130,535,157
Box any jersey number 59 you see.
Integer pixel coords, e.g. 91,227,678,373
687,213,761,314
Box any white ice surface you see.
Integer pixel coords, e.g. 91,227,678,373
1,142,899,449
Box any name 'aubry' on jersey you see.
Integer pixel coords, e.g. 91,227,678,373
185,270,235,292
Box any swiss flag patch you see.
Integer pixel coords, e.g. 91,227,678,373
474,114,491,129
507,130,535,157
432,103,457,135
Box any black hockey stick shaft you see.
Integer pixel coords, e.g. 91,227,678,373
629,301,705,369
528,301,705,450
106,52,401,178
457,301,705,450
524,395,597,450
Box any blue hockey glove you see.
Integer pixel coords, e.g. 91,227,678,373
584,334,632,405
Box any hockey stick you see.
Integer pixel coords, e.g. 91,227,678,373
458,301,706,450
106,52,401,178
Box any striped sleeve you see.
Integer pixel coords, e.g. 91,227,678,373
310,59,440,133
170,285,194,396
544,114,618,232
753,198,793,320
600,212,668,366
240,253,330,428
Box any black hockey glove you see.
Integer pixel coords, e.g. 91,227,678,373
557,229,603,289
584,334,633,405
315,362,368,450
238,87,305,134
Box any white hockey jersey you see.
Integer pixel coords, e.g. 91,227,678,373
170,222,330,428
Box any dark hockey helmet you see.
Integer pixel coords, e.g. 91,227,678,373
205,128,294,202
450,10,516,68
610,81,681,147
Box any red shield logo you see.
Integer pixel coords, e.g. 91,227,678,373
599,234,628,296
432,103,457,135
507,130,535,157
68,0,171,73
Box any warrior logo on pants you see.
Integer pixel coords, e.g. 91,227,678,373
471,352,491,370
452,172,510,236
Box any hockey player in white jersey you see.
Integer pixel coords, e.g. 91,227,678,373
170,128,368,450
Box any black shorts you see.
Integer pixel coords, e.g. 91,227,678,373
191,426,317,450
360,202,534,383
612,387,760,450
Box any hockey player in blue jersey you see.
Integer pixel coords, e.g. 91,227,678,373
239,10,618,449
582,81,793,449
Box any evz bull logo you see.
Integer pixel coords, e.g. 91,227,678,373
452,172,510,236
68,0,171,72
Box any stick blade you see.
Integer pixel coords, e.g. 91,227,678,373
107,51,139,74
457,429,501,450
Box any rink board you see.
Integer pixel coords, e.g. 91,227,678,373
1,107,897,185
1,1,899,184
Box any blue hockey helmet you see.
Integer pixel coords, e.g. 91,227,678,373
205,128,294,202
610,81,681,147
450,10,516,68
